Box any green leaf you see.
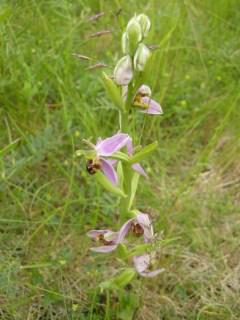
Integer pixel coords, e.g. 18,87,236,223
95,171,126,198
117,243,128,260
128,172,139,210
113,268,136,288
129,141,158,164
128,243,152,257
117,162,124,190
128,237,181,257
102,72,124,111
111,151,130,162
99,268,135,291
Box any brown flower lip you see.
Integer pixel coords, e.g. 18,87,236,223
131,223,144,237
86,159,102,175
98,234,114,246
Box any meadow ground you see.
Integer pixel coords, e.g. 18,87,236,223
0,0,240,319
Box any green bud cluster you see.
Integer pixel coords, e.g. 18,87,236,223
114,14,152,86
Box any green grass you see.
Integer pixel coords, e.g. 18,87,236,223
0,0,240,319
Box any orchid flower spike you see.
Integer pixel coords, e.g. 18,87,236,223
85,133,130,185
133,254,164,277
133,84,163,115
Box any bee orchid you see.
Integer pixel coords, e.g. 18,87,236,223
85,133,130,185
133,85,163,115
87,213,154,253
85,133,147,185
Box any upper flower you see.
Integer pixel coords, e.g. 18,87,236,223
133,84,163,115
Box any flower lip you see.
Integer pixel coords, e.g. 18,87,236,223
98,232,117,245
131,223,144,237
86,159,102,175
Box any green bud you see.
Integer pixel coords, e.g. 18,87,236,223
137,14,151,38
114,55,133,86
126,16,142,55
133,43,151,71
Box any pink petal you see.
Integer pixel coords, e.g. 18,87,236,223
95,133,130,156
140,268,165,277
132,163,148,178
136,213,154,242
133,254,164,277
133,254,150,273
117,217,135,243
140,97,163,115
126,137,133,155
101,159,118,185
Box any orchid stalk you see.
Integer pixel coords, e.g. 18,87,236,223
78,13,164,291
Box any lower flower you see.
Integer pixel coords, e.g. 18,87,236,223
87,212,154,253
133,254,164,277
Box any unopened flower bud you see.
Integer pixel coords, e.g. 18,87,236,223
137,14,151,38
114,55,133,86
126,16,142,55
137,84,152,97
122,32,129,54
134,43,151,71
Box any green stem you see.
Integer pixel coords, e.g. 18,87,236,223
119,83,135,223
119,163,133,223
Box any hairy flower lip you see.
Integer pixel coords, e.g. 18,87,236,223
86,158,102,175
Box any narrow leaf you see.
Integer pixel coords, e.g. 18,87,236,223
102,72,124,111
117,162,124,189
111,151,130,162
112,268,136,288
129,141,158,164
128,172,139,210
99,268,135,291
117,243,128,260
95,171,126,198
128,243,152,257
